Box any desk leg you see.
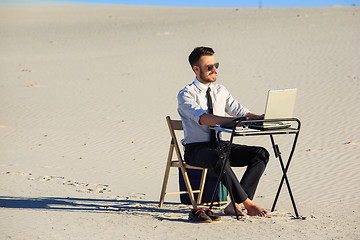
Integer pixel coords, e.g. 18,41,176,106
209,131,240,220
270,134,299,218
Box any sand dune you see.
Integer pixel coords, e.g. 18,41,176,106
0,3,359,239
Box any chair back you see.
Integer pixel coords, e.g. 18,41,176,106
166,116,184,163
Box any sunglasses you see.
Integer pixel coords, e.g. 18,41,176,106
206,62,219,71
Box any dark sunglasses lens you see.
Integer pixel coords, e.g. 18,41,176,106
207,63,219,71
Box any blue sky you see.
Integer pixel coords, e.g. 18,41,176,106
1,0,358,7
56,0,358,7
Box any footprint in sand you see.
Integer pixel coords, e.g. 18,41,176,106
306,148,328,152
1,171,32,176
306,142,360,153
344,141,360,146
2,171,111,194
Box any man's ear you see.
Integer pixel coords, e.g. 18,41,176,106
193,65,199,74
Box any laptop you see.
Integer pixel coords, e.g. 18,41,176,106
249,88,297,130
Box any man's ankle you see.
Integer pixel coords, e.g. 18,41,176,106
242,198,255,208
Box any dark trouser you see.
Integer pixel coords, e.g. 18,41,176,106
184,142,269,203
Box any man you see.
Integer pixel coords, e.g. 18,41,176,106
178,47,269,222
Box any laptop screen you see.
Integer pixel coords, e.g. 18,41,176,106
264,89,297,120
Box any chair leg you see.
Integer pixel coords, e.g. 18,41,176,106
180,167,198,209
197,168,208,205
159,143,175,208
159,140,203,209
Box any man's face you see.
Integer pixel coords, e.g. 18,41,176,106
195,55,218,85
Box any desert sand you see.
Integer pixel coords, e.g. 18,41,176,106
0,2,359,239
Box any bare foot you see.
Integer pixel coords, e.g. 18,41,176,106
242,199,268,217
247,207,268,217
224,203,247,216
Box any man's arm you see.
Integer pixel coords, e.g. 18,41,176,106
199,114,235,126
199,113,264,126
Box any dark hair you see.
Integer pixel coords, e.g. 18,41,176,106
188,47,214,67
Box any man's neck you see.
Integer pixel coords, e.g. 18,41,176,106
196,77,212,87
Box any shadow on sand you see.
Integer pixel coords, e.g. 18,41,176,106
0,196,191,223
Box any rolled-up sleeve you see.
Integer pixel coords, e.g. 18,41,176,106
177,89,207,124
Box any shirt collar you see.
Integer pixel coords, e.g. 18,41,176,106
194,78,212,92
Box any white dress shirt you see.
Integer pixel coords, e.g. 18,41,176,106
177,78,250,145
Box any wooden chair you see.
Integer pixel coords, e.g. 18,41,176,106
159,116,208,209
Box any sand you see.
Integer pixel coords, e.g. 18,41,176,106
0,2,359,239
